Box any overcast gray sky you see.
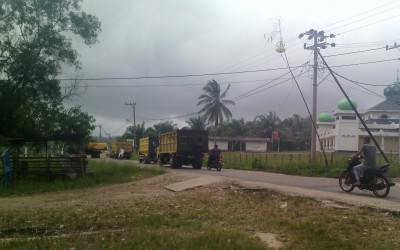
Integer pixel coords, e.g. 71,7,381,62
63,0,400,137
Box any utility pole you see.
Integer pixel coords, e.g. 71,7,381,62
125,102,137,155
100,126,112,147
299,29,336,162
98,125,102,141
386,42,400,164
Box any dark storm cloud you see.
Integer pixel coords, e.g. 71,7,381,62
66,0,400,136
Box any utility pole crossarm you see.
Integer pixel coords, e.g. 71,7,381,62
386,42,399,50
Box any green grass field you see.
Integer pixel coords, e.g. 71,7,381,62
0,160,164,196
0,159,399,249
220,151,400,178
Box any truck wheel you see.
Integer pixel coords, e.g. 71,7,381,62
169,158,178,168
192,160,202,169
170,158,182,169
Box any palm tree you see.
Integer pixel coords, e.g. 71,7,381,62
197,80,235,142
153,121,177,135
254,111,281,137
186,116,207,130
123,122,145,140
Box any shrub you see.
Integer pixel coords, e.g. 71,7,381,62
251,158,267,170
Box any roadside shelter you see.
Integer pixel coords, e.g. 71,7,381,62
3,133,89,183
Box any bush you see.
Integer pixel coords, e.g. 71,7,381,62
251,158,267,170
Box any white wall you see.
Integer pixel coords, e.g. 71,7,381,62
208,141,228,151
334,112,359,151
246,142,267,152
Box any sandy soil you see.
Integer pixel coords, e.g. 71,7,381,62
0,172,202,211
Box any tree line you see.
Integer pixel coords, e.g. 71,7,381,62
120,114,311,152
119,79,312,151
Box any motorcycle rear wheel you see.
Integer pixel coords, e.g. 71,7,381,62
372,175,390,198
339,172,354,192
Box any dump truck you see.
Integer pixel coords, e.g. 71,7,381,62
138,137,158,164
111,140,134,159
85,142,108,158
158,129,209,169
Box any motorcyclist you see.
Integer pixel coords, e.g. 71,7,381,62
208,144,221,166
350,136,376,186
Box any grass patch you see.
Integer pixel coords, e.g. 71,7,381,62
0,184,399,249
0,160,164,196
224,153,400,179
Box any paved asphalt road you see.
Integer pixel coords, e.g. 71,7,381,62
169,166,400,202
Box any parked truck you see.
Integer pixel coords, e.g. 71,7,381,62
111,140,134,159
139,137,158,164
158,129,209,169
85,142,108,158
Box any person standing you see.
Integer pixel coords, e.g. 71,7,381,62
1,147,12,187
118,148,125,159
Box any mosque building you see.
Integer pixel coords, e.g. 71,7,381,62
317,76,400,153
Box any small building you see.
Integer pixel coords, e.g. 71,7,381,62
208,136,270,152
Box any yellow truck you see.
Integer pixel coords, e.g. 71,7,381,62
158,129,208,169
139,137,158,164
111,140,134,159
85,142,108,158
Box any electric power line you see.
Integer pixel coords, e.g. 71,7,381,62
324,47,385,58
331,58,400,68
57,67,292,82
319,0,400,30
337,14,400,36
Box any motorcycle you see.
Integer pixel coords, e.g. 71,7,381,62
339,157,395,198
207,154,223,171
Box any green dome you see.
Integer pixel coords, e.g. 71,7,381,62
337,98,357,110
318,112,334,122
383,79,400,99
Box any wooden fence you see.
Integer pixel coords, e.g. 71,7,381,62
221,151,398,167
11,154,88,182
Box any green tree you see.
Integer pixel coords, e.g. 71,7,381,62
219,118,247,136
197,80,235,141
279,114,311,151
254,112,281,137
0,0,101,138
144,127,157,138
123,122,145,140
153,121,177,135
186,116,207,130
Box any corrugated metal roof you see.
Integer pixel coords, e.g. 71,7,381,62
368,99,400,111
